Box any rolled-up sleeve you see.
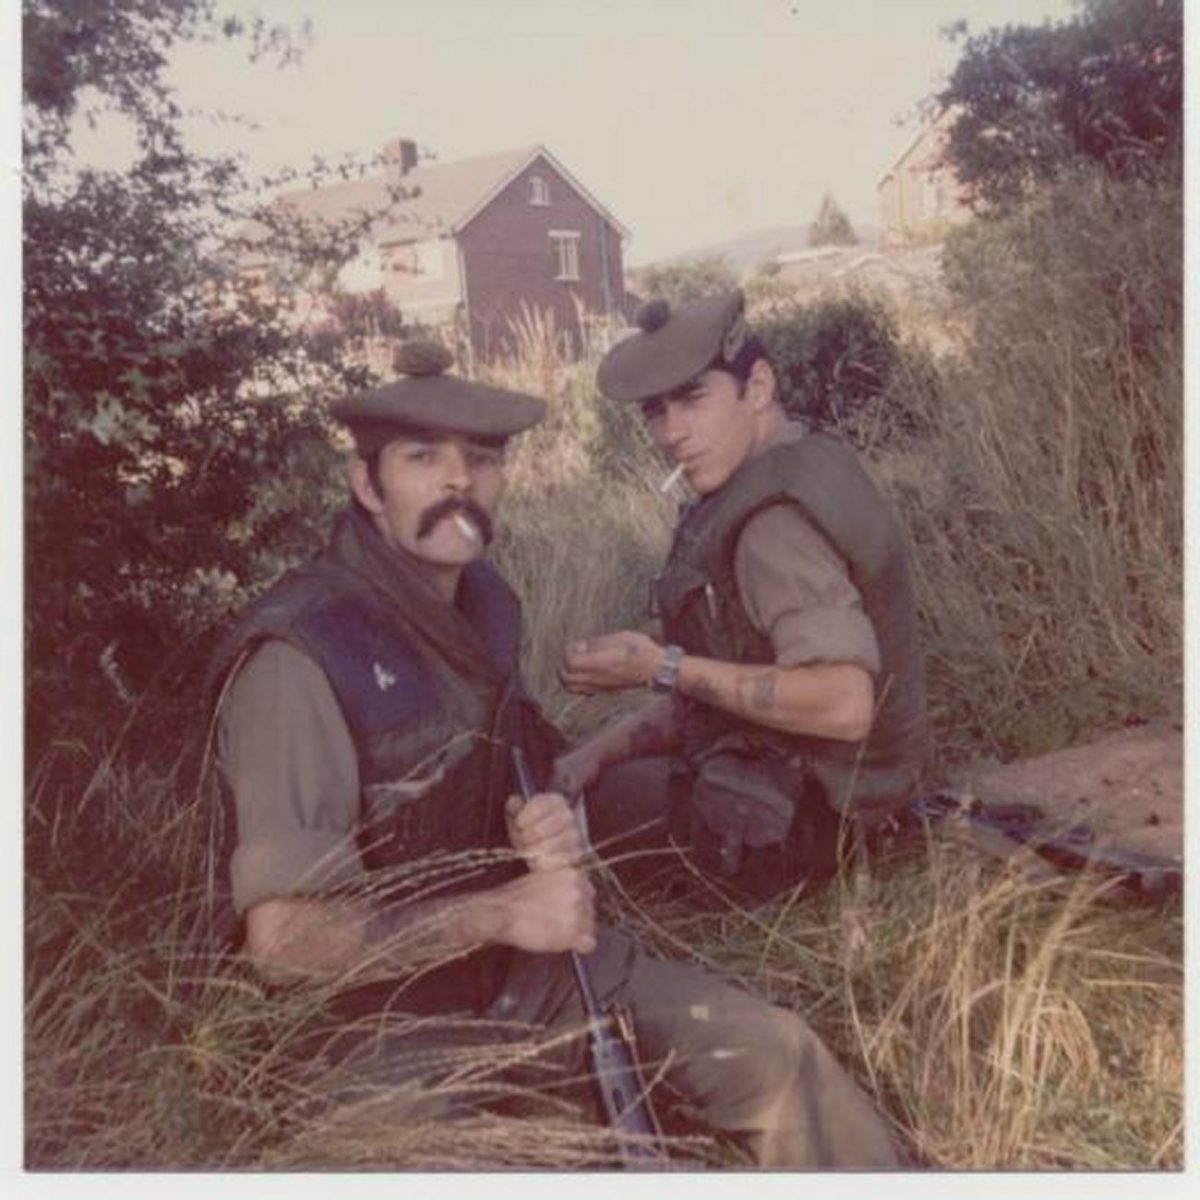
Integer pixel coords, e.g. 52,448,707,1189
216,640,367,915
734,504,881,673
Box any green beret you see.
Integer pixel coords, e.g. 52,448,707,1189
597,289,749,403
332,340,546,453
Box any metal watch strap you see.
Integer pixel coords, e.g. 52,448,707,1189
650,644,684,693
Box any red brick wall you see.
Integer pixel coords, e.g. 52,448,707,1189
457,155,625,359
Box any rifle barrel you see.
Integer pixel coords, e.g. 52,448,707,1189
509,745,663,1163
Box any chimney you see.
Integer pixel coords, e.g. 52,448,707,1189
383,138,418,181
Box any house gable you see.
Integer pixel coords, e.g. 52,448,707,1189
453,146,629,241
454,152,626,359
877,110,972,244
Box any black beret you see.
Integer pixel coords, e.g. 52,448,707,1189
597,289,749,403
332,339,546,452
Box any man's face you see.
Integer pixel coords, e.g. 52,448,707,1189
352,432,507,572
640,368,758,495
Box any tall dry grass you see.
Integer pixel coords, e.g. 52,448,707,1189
593,837,1182,1170
26,748,1182,1169
24,177,1183,1169
480,304,678,731
883,171,1182,763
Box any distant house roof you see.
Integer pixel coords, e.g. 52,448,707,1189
242,143,628,259
876,108,957,190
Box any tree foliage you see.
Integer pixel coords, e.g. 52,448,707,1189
632,256,739,308
807,193,858,247
23,0,391,738
939,0,1183,212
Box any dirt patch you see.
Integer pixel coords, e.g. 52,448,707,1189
953,718,1183,863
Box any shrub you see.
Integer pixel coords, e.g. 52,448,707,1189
752,294,936,450
24,1,375,746
631,256,739,308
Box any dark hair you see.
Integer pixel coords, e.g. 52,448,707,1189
709,333,771,395
363,447,385,497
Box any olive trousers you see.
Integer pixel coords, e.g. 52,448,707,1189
494,928,902,1169
320,926,902,1170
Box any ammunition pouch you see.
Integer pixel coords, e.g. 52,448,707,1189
674,750,844,902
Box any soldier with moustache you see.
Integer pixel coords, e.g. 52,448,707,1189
209,340,904,1168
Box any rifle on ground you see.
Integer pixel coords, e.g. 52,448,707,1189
510,746,664,1167
910,790,1182,899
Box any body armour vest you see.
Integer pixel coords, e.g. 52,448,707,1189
654,431,928,821
210,509,561,896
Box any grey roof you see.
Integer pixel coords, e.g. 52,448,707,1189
239,144,627,257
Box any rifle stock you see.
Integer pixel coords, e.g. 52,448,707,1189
911,791,1182,899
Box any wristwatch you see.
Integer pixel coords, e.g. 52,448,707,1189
650,644,685,694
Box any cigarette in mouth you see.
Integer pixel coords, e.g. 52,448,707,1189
452,512,479,540
659,463,686,493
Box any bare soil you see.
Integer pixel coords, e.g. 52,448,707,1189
954,718,1183,863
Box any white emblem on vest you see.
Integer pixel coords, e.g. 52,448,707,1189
373,662,396,691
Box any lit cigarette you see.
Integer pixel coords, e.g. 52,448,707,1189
453,513,479,540
659,463,686,493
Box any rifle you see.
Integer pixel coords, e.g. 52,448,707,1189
910,790,1182,899
510,746,664,1167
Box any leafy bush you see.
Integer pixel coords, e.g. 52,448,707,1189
752,294,935,449
631,256,739,308
23,0,383,743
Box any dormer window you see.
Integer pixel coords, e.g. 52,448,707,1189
529,174,550,206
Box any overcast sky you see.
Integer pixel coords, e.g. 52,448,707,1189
71,0,1079,264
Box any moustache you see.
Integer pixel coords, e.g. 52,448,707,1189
415,496,495,545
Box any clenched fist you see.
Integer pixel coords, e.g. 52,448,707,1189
506,791,584,872
493,867,597,954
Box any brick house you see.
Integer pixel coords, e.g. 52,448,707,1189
877,110,973,245
240,139,628,363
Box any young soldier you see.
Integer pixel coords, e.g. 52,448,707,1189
209,342,902,1168
556,291,928,900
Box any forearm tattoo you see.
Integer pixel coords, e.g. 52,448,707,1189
738,671,778,716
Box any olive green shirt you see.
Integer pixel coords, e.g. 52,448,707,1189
732,422,881,674
217,640,366,915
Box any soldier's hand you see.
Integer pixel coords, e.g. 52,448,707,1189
560,631,665,693
506,791,584,872
493,867,596,954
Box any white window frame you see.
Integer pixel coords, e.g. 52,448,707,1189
549,230,581,282
529,174,550,206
